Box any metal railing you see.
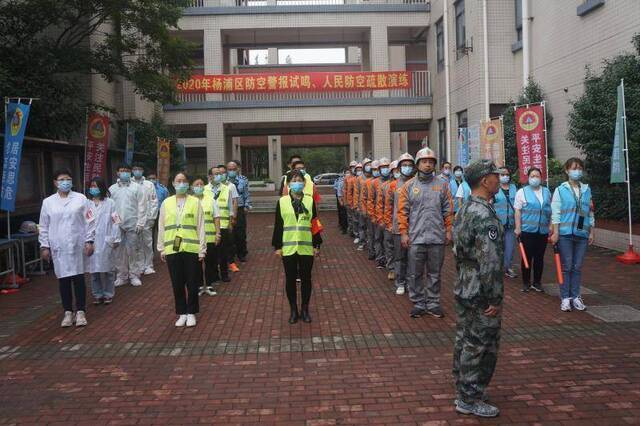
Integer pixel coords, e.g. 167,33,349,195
188,0,427,6
175,71,429,103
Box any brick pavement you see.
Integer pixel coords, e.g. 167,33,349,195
1,213,639,425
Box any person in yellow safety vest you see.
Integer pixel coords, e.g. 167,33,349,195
206,165,235,283
191,177,222,297
272,169,322,324
282,160,319,202
357,158,373,251
157,172,206,328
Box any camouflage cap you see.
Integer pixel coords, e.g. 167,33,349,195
465,159,500,187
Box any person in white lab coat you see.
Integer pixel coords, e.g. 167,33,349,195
39,169,96,328
132,163,159,275
86,177,121,305
109,164,146,287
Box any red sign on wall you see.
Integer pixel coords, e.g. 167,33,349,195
177,71,412,93
515,103,547,183
84,112,110,189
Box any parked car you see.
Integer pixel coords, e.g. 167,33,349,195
313,173,341,186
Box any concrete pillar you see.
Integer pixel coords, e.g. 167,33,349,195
349,133,364,161
370,25,389,98
204,29,222,101
389,45,406,71
372,119,391,159
391,131,408,159
361,44,370,71
268,48,278,65
267,135,282,183
347,46,361,64
206,122,225,168
232,137,241,161
230,48,238,73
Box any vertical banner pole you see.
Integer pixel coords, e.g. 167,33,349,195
542,101,549,183
621,80,633,247
83,107,89,194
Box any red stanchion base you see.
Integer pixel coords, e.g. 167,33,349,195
616,245,640,265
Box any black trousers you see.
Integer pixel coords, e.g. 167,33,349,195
337,197,348,232
166,252,200,315
282,253,314,308
217,229,230,278
233,208,248,259
204,242,220,285
520,231,548,285
59,274,86,312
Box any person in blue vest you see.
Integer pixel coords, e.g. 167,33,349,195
147,172,169,209
494,166,518,279
514,167,551,293
438,161,453,183
549,158,595,312
453,166,471,212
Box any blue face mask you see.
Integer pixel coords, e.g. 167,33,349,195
89,187,101,197
528,177,541,188
174,182,189,194
372,170,380,178
192,186,204,196
364,165,371,173
393,171,402,179
356,170,363,176
133,170,143,178
290,182,305,193
499,175,510,184
58,179,72,193
380,167,390,177
401,165,414,177
119,172,131,182
454,170,463,178
214,175,223,184
228,170,237,179
568,169,583,181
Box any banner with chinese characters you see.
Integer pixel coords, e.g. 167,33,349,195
467,124,480,164
125,123,135,166
177,71,412,93
1,101,31,212
84,112,110,190
479,117,505,167
515,104,547,183
157,137,171,186
456,127,469,168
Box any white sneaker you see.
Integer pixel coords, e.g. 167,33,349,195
205,287,217,296
186,314,196,327
198,286,206,296
114,279,127,287
75,311,87,327
143,267,156,275
130,276,142,287
353,238,360,244
396,287,405,295
573,297,587,311
61,311,74,327
561,298,572,312
175,315,187,327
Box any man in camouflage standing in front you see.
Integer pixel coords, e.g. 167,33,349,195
451,160,504,418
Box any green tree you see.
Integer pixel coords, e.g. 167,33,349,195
567,33,640,221
502,78,553,176
282,147,347,178
0,0,194,139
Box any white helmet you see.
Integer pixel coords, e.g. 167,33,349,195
355,163,363,168
397,152,415,164
378,157,390,167
362,157,372,165
349,160,358,167
415,147,437,163
389,160,399,170
371,160,380,169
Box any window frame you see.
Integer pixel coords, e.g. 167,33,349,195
436,18,444,72
454,0,466,60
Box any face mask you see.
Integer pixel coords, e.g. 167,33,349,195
227,170,237,179
393,171,402,179
119,172,131,182
454,170,463,178
401,165,414,177
499,175,510,184
442,169,451,176
372,170,380,178
356,170,363,176
528,177,541,188
290,182,305,193
89,187,101,197
568,169,583,181
174,182,189,194
133,170,143,178
364,165,371,173
380,167,390,177
192,186,204,196
57,180,72,193
213,175,223,184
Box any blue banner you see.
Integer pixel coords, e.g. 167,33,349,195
1,102,31,212
610,81,626,184
125,123,135,165
457,127,469,167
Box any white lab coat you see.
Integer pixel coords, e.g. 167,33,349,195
108,180,146,231
85,197,121,274
133,177,159,226
38,191,96,279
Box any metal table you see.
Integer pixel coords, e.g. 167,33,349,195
11,233,45,278
0,238,20,289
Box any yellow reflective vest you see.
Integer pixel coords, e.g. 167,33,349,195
280,195,314,256
163,195,200,255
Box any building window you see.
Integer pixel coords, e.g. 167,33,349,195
455,0,466,59
438,118,447,162
436,18,444,72
577,0,605,17
457,110,468,129
515,0,522,42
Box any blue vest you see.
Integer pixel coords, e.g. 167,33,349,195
452,180,470,212
521,186,551,234
494,184,517,227
557,183,592,238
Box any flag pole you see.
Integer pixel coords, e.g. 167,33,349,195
4,97,9,240
542,101,549,183
616,79,640,264
83,107,89,194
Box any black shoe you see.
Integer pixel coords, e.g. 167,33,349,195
221,275,231,283
531,282,544,293
426,306,444,318
301,305,312,323
521,284,530,293
410,307,427,318
288,308,299,324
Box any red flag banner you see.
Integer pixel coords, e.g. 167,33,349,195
515,104,547,183
84,112,110,189
157,137,171,186
177,71,412,94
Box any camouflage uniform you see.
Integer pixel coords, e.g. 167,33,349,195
452,180,504,405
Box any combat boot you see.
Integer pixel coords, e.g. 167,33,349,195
455,400,499,418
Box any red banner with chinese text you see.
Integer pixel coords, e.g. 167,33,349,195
177,71,412,93
84,112,110,189
515,104,547,183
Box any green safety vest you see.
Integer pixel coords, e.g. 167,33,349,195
212,184,230,229
163,195,200,255
280,195,314,256
198,193,217,243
